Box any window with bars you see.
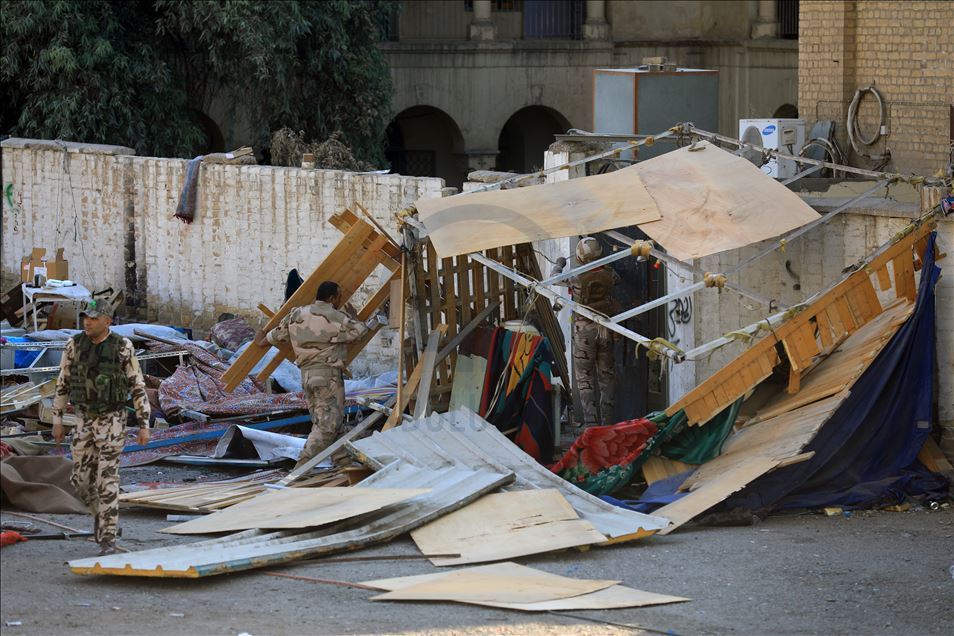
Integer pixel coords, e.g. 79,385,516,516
464,0,520,11
778,0,799,39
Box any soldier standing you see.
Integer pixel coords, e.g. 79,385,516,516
52,300,151,555
569,237,619,428
256,281,379,470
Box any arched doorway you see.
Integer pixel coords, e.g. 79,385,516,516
773,103,799,119
496,106,571,174
385,106,466,188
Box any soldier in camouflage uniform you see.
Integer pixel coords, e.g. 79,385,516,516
569,238,619,428
52,300,151,555
257,281,379,470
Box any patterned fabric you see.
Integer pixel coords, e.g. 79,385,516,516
479,328,555,463
552,418,658,495
152,341,307,418
210,317,256,352
572,320,615,427
298,368,346,467
267,300,368,371
570,266,618,315
52,335,150,425
70,409,126,545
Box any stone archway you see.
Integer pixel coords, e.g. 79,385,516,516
496,106,571,174
386,105,466,188
773,103,799,119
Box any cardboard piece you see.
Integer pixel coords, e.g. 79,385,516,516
21,247,68,283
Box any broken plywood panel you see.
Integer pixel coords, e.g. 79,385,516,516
654,457,782,535
367,561,619,604
162,487,429,535
365,562,688,611
349,408,670,541
70,463,512,578
410,489,605,566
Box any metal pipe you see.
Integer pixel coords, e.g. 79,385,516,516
540,247,632,285
610,280,708,323
724,179,892,277
462,127,680,195
603,230,783,310
469,252,685,362
688,126,914,183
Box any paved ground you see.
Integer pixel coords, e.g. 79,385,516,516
1,465,952,635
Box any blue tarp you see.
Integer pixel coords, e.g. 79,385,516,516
725,231,949,511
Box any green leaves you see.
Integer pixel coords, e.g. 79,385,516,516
1,0,397,164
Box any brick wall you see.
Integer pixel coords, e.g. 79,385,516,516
1,139,445,376
799,1,954,175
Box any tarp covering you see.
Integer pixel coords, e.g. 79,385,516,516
725,233,948,511
417,142,819,260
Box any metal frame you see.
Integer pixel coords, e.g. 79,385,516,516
440,122,941,365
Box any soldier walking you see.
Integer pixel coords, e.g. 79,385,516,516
256,281,379,470
52,300,151,555
569,237,619,428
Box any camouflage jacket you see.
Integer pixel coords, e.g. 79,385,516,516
267,300,368,371
571,266,620,317
52,334,151,425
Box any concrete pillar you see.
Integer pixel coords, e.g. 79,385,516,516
751,0,779,39
469,0,496,41
583,0,610,41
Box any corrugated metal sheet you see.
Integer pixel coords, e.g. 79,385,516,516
349,408,670,541
69,462,512,578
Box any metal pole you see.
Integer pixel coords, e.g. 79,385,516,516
610,280,709,323
724,179,892,277
684,213,935,361
468,253,685,362
540,247,632,286
689,126,914,184
603,230,783,310
462,127,680,195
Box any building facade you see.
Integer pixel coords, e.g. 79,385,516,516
383,0,800,187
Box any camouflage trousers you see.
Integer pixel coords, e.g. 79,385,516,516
573,320,616,427
70,409,126,544
298,368,346,468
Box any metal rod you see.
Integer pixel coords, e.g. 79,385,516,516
781,163,823,185
540,247,632,286
603,230,782,310
468,253,685,362
610,280,708,323
689,126,915,184
462,127,680,195
724,179,892,277
684,213,934,360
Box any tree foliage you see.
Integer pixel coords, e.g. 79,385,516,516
1,0,398,164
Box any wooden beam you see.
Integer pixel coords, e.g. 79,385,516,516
413,326,447,420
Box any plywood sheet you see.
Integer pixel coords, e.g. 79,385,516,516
410,490,606,566
633,142,819,260
161,487,429,534
367,562,619,604
654,457,781,535
418,142,817,261
417,168,661,258
365,563,688,611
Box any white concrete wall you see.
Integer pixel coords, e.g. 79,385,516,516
1,140,445,376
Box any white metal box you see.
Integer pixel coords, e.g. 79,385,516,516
738,118,807,179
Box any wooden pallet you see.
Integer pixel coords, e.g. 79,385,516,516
221,209,400,392
667,220,938,427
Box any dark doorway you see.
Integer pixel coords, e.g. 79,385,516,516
385,105,466,188
496,106,571,174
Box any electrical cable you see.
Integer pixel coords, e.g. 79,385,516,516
847,85,891,167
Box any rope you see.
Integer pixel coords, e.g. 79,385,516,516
630,239,654,259
703,272,727,289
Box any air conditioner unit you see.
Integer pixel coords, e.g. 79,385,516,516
738,118,806,179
